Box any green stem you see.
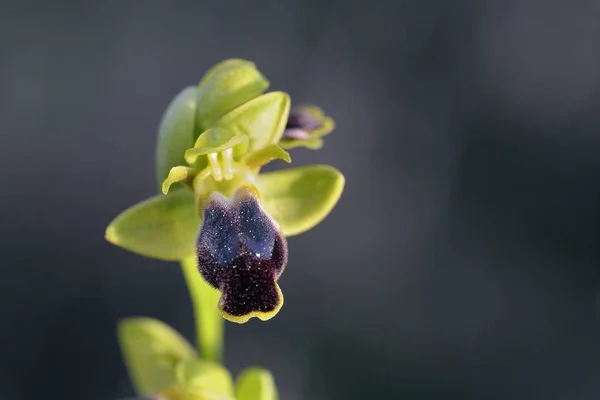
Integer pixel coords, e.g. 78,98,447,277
180,256,224,362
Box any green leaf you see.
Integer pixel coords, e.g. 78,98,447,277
241,144,291,171
184,128,249,165
213,92,290,153
162,166,193,194
156,86,197,191
235,368,278,400
175,359,235,398
105,190,200,261
196,59,269,130
257,165,345,237
117,317,196,396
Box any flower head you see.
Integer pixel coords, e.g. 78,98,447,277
105,59,344,323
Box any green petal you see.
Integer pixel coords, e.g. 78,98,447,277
235,368,278,400
105,190,200,261
257,165,345,237
196,59,269,130
175,359,235,398
162,166,193,194
241,144,291,171
117,317,196,396
156,86,197,191
213,92,290,153
184,128,249,165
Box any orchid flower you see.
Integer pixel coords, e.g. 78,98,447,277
105,59,344,399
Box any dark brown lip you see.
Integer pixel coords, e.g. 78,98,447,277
196,188,288,318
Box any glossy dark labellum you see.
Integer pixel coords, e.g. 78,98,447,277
282,107,323,141
196,187,287,322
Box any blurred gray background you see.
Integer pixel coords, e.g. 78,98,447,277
2,0,600,399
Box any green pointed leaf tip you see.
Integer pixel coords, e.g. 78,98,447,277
175,359,235,397
105,190,200,261
257,165,345,237
117,317,196,396
196,59,270,129
156,87,198,190
212,91,291,153
184,128,249,165
235,368,278,400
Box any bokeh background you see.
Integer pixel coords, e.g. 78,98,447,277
2,1,600,399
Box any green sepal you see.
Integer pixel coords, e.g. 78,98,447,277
257,165,345,237
117,317,196,396
162,166,193,194
235,367,279,400
241,144,291,171
105,190,200,261
213,91,290,153
184,128,249,165
156,86,197,191
174,359,235,398
196,59,269,130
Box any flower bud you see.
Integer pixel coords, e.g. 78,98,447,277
280,105,334,150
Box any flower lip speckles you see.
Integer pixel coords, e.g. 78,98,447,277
196,186,287,323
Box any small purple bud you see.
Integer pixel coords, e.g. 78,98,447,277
196,187,287,322
282,107,324,141
287,107,323,131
